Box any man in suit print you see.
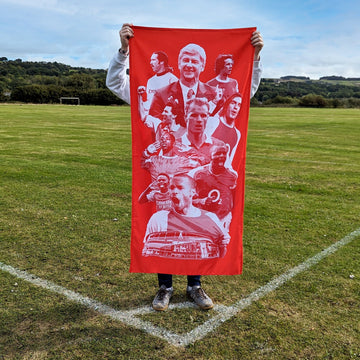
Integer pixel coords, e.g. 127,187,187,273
148,43,217,128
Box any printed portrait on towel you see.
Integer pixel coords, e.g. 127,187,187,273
129,26,255,275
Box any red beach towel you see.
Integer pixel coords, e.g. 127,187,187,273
129,25,255,275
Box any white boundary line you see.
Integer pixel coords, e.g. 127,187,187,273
1,227,359,347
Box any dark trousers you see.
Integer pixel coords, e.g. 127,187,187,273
158,274,201,288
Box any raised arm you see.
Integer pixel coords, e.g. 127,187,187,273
106,23,134,104
250,30,264,98
251,30,264,61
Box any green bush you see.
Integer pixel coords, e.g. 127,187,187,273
264,95,298,106
299,94,327,107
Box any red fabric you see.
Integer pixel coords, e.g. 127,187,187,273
129,25,255,275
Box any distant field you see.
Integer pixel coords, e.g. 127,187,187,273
1,104,359,359
318,79,360,86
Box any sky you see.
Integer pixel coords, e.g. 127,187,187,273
1,0,359,79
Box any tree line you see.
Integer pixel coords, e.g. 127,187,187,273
251,78,360,108
1,57,360,107
0,57,125,105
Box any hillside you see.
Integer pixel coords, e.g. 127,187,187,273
253,76,360,107
1,57,360,107
0,57,125,105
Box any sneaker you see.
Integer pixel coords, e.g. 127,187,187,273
186,285,214,310
152,285,173,311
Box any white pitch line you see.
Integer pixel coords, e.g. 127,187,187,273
1,227,359,347
176,226,360,346
0,261,184,345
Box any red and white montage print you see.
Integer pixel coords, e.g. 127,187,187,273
129,26,255,275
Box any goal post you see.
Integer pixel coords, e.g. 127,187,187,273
60,97,80,105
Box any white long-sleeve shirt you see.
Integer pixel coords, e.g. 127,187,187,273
106,51,263,104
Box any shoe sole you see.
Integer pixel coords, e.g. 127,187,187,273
152,304,169,311
198,303,214,310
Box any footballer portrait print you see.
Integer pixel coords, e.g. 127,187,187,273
129,26,256,275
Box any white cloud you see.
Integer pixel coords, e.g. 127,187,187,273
0,0,77,14
1,0,359,78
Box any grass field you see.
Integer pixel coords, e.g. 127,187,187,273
0,104,359,359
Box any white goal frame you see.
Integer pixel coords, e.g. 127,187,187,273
60,97,80,105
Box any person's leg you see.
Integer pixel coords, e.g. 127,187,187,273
187,275,201,287
158,273,173,288
186,275,213,310
152,274,173,311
